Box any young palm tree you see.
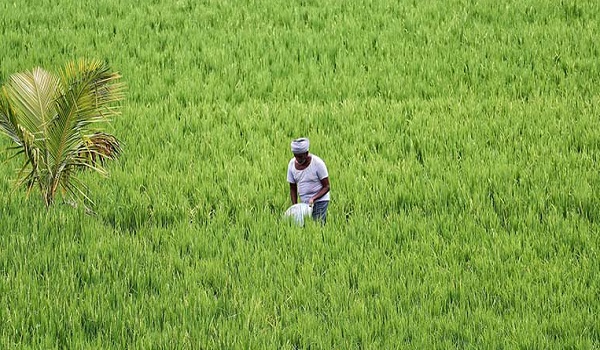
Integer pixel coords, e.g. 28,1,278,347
0,59,124,207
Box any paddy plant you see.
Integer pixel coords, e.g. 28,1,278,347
1,0,600,348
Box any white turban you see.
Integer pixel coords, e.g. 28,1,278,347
291,138,309,154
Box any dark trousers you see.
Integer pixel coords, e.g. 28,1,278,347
312,201,329,224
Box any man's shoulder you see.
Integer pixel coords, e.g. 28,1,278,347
311,154,327,166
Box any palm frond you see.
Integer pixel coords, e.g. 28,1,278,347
0,88,24,145
77,132,121,166
60,170,94,207
0,59,124,208
47,59,124,177
3,67,61,143
62,59,125,120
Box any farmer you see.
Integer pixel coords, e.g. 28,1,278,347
287,137,330,224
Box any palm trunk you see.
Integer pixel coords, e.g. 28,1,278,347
39,180,53,208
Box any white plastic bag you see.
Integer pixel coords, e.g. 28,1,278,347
284,203,313,226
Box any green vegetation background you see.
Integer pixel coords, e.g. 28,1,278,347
1,0,598,348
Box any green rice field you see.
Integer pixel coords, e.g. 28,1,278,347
1,0,599,348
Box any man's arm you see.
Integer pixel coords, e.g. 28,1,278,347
309,177,330,205
289,183,298,205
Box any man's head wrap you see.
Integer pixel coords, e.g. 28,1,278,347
291,138,309,154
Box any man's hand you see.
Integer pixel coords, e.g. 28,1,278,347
308,198,314,207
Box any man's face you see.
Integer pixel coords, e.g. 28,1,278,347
294,152,309,165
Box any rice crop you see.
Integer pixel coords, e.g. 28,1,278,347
1,0,599,348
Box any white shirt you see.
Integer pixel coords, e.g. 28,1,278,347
287,154,330,203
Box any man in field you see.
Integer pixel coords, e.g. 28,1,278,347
287,137,331,224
